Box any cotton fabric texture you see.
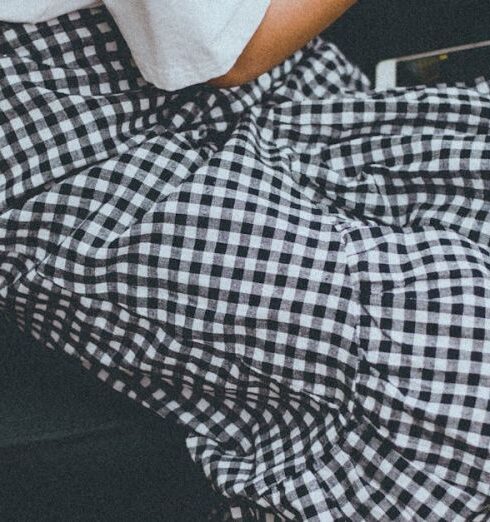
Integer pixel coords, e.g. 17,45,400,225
1,7,490,522
0,0,270,91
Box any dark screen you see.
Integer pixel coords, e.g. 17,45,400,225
396,44,490,86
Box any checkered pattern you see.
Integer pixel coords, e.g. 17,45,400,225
1,6,490,521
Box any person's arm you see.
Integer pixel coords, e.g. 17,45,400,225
208,0,358,88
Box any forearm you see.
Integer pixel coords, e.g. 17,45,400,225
208,0,358,88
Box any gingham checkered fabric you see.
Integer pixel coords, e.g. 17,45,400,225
1,7,490,521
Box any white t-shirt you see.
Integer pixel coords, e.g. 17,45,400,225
0,0,271,91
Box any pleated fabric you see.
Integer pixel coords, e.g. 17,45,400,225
1,7,489,521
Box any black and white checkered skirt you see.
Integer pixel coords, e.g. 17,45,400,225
1,7,489,521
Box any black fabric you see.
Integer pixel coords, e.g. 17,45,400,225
0,312,223,521
1,3,490,522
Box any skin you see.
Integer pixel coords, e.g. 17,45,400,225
208,0,358,88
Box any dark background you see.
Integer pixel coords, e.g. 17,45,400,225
326,0,490,83
2,2,490,521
